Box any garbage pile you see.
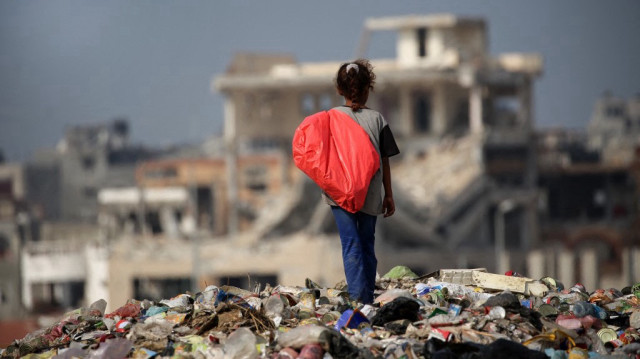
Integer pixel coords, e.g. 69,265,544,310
3,267,640,359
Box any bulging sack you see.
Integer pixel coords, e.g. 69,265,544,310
292,109,380,213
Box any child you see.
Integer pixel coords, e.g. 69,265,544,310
327,59,400,304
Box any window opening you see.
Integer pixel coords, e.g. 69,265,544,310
417,28,428,57
413,92,431,133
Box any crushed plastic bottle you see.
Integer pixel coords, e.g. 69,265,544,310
224,327,258,359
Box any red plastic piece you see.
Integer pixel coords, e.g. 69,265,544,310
105,302,141,319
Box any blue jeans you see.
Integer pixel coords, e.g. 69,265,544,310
331,206,378,304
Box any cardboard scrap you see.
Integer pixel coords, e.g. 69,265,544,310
427,268,549,297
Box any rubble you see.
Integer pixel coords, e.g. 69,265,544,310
3,269,640,359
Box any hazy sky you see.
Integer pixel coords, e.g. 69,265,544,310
1,1,639,162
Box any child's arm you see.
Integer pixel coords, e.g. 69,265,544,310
382,157,395,217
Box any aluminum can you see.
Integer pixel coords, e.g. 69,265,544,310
597,328,618,343
321,311,341,324
537,304,558,317
488,306,506,319
620,331,640,344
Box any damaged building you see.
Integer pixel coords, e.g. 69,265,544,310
106,13,549,309
0,164,28,320
533,98,640,291
213,13,542,274
11,119,166,317
4,14,640,318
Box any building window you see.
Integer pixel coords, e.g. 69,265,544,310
223,273,278,292
301,93,316,116
605,106,624,118
82,156,96,171
134,277,191,302
417,27,428,57
31,281,85,313
493,95,520,127
83,187,97,199
413,92,431,133
145,211,162,235
0,234,9,258
244,165,268,192
144,167,178,180
319,93,334,110
0,180,12,197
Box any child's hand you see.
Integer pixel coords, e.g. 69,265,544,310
383,195,395,217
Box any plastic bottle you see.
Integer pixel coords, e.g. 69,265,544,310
278,325,328,349
224,327,258,359
265,294,285,318
591,304,608,320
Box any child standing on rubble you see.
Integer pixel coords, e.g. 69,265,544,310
327,59,400,304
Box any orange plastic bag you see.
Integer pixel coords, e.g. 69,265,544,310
292,109,380,213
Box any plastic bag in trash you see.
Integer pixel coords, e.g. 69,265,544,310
371,297,420,327
382,266,418,279
224,327,258,359
277,325,330,350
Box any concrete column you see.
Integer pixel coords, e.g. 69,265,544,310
494,201,515,275
137,187,148,236
545,246,557,279
398,87,413,137
526,249,545,280
397,29,419,67
432,84,448,136
580,248,598,292
517,79,532,129
20,250,33,310
470,86,483,133
633,247,640,285
558,249,575,289
622,247,632,287
85,244,109,306
224,97,238,235
523,198,538,249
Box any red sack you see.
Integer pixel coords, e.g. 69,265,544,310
292,109,380,213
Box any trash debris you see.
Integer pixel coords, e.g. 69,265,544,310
4,269,640,358
382,265,419,279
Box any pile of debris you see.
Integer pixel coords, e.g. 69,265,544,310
3,267,640,359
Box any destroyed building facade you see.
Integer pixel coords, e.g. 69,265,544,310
24,119,159,223
3,14,639,320
0,165,27,320
214,14,542,274
588,92,640,164
10,119,166,317
533,99,640,290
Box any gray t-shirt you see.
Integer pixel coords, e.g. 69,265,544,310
323,106,400,215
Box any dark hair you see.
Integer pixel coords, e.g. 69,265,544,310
335,59,376,111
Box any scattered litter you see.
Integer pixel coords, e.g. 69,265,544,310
4,270,640,358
